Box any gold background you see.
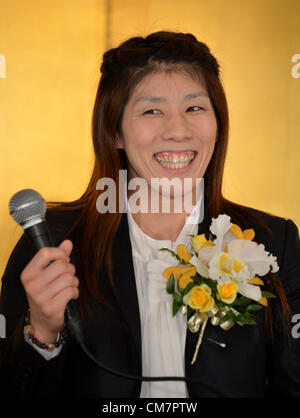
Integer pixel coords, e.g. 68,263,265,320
0,0,299,281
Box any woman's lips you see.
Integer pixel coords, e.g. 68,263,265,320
154,150,196,170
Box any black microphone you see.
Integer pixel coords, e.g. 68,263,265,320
8,189,84,344
8,189,229,396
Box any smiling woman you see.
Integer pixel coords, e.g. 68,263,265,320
117,70,217,240
117,71,216,224
0,31,300,399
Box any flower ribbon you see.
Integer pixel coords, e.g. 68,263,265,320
185,305,243,364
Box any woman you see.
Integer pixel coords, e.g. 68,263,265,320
0,31,299,398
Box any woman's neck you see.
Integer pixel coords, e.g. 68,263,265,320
126,184,202,241
131,210,189,242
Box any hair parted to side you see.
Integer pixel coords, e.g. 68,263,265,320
47,31,290,338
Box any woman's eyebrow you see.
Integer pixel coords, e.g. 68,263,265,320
133,92,209,105
133,96,167,105
184,93,209,100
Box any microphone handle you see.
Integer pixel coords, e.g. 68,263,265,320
24,221,85,344
24,222,53,252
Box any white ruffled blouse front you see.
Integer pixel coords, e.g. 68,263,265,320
127,199,202,398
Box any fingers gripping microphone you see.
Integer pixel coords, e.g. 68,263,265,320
9,189,84,344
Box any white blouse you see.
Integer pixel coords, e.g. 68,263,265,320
126,197,202,398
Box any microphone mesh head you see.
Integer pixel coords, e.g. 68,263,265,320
9,189,46,226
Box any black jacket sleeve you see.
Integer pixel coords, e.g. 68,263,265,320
0,233,69,398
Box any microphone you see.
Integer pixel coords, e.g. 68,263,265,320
8,189,84,344
8,189,228,396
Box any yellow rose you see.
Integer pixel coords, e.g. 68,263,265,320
191,234,213,253
217,280,238,304
183,284,215,312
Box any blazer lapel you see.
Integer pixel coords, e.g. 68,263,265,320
110,213,142,372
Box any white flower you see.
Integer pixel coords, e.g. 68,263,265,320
209,214,232,252
227,239,279,276
207,237,279,301
196,214,234,268
236,281,262,301
193,214,280,302
209,252,250,284
208,250,261,301
197,245,216,266
189,254,209,278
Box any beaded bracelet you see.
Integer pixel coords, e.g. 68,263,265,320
24,308,67,352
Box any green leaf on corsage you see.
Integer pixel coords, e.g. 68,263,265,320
245,304,264,312
261,290,277,299
236,312,257,325
172,292,183,316
167,273,175,294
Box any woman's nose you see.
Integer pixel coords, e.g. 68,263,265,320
161,112,193,142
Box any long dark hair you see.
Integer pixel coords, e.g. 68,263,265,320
47,31,290,339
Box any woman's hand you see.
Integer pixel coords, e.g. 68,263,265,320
20,239,79,343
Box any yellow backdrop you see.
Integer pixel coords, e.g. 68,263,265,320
1,0,299,281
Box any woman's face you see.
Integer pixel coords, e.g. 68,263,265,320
118,70,217,200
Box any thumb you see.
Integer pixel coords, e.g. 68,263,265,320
59,239,73,257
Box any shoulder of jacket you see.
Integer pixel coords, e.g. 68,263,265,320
241,205,299,269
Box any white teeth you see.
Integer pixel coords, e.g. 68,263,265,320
154,152,196,169
155,155,194,164
160,160,190,168
154,152,195,168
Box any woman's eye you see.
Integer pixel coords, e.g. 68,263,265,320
142,109,161,115
187,106,205,112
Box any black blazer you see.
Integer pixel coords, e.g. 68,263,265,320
0,208,300,398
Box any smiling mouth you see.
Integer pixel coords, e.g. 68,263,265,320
154,151,196,169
